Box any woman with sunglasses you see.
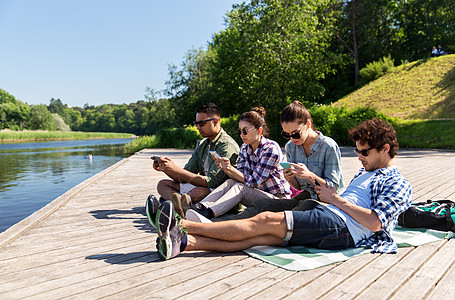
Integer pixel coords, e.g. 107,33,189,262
183,107,291,220
281,101,344,197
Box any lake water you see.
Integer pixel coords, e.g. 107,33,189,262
0,138,132,233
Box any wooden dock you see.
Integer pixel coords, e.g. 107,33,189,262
1,147,455,299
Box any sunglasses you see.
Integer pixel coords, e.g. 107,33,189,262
193,117,216,127
354,147,375,156
236,127,255,136
281,131,301,140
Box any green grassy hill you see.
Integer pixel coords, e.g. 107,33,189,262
335,54,455,119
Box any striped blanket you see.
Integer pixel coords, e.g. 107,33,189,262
243,226,455,271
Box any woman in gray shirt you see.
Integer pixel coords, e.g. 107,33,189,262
281,101,344,199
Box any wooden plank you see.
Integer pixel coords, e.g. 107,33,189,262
0,240,154,287
284,252,379,298
355,242,446,299
76,254,250,300
245,263,340,300
210,267,291,300
319,248,413,299
427,241,455,299
13,252,220,299
390,239,455,299
180,260,279,299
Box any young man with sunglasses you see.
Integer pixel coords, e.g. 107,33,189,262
152,103,239,210
149,118,412,260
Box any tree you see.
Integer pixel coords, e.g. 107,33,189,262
0,89,30,130
165,47,216,125
164,0,339,124
210,0,339,117
392,0,455,61
48,98,65,115
334,0,397,84
333,0,455,86
28,105,56,130
61,109,83,130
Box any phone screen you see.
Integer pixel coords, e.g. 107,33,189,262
280,162,291,169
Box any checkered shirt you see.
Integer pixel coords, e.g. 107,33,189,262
355,166,413,253
238,137,291,197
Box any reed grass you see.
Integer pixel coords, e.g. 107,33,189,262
0,130,134,142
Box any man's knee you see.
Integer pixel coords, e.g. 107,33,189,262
157,179,179,198
253,211,284,225
157,179,176,189
251,211,287,238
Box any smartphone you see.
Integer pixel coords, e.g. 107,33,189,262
151,156,162,163
280,162,291,169
209,151,221,160
314,179,321,186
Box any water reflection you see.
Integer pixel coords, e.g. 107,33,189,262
0,139,131,233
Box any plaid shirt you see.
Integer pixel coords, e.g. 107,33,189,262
354,166,412,253
285,132,345,199
238,137,291,197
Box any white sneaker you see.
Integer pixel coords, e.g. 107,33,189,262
186,209,212,223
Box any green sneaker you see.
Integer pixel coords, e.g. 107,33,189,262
145,194,161,229
156,201,187,260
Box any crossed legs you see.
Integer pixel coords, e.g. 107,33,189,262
157,179,210,202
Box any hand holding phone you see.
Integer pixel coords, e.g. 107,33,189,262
151,156,162,164
210,151,221,160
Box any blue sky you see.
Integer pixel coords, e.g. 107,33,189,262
0,0,241,107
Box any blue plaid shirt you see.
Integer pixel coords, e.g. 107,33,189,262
285,132,345,199
353,166,412,253
238,137,291,197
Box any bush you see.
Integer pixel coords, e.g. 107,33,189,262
154,126,202,149
52,113,71,131
124,126,203,153
310,105,395,146
220,115,242,145
360,55,395,83
124,105,397,154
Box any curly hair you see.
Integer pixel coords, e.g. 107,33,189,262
239,107,269,137
349,118,399,158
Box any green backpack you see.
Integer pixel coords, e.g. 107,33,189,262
398,200,455,232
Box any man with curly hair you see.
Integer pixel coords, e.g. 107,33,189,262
149,118,412,260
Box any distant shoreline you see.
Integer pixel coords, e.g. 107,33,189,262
0,130,135,142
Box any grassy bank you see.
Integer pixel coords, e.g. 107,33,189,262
0,130,134,142
335,54,455,119
395,119,455,149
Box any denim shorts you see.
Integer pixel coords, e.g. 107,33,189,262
287,204,355,250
